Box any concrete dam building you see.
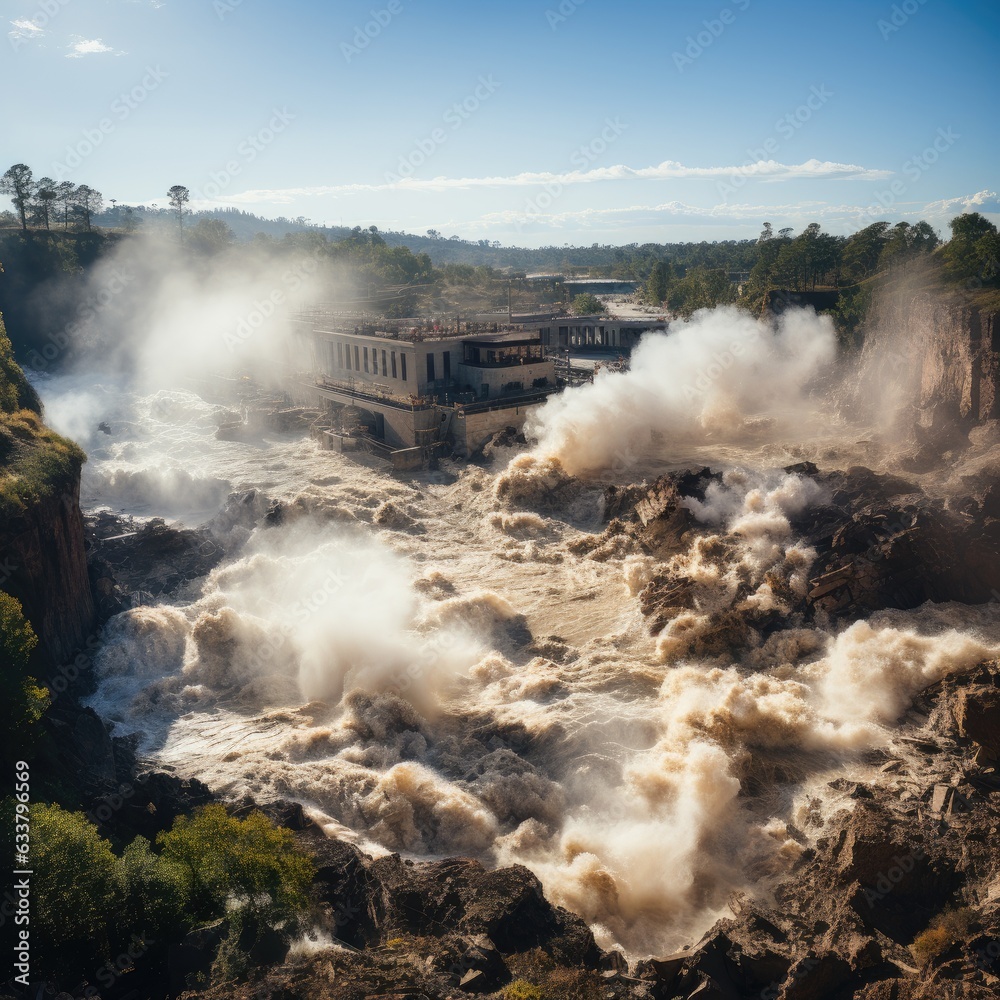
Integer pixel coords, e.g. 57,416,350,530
293,315,558,464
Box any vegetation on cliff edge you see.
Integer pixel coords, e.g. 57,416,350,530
0,312,85,520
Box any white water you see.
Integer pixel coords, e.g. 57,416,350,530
34,311,1000,958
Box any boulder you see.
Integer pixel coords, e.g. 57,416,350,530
954,686,1000,755
435,933,511,993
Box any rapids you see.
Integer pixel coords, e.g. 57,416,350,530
32,336,1000,958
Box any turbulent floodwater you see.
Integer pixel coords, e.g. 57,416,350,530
34,341,1000,958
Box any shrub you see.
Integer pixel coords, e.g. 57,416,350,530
910,906,979,967
571,293,605,316
0,314,40,414
158,804,314,924
210,913,256,984
504,981,546,1000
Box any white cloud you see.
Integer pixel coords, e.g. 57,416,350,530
66,37,121,58
468,193,990,235
8,18,44,41
209,158,892,204
920,189,1000,218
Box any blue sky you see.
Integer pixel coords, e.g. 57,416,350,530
3,0,998,246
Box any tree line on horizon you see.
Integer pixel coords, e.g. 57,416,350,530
639,214,1000,321
0,163,111,233
3,161,999,343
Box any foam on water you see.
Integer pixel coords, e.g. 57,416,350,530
37,304,1000,957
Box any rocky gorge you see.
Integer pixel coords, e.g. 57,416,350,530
4,288,1000,1000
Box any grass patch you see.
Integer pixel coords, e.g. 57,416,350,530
0,315,85,522
503,982,546,1000
0,407,85,520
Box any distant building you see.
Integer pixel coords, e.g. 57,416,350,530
535,316,669,353
561,278,640,297
524,275,641,298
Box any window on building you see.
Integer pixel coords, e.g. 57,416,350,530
337,343,343,369
344,342,352,370
401,353,407,382
426,353,435,383
381,350,388,376
391,351,397,378
354,345,360,371
363,347,369,373
443,351,451,379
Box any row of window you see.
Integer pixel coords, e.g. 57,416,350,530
327,340,453,387
334,340,406,382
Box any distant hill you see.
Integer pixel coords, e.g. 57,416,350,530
91,206,755,274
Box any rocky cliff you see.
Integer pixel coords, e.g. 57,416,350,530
0,314,94,666
856,277,1000,432
0,474,95,665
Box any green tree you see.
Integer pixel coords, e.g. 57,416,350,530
0,164,35,231
72,184,103,231
644,260,671,305
571,292,606,315
120,835,190,937
54,180,77,229
31,803,126,970
0,592,49,760
879,220,940,271
32,177,58,231
122,204,142,233
168,185,190,237
843,221,890,280
158,804,314,923
943,212,999,283
187,217,235,254
739,222,793,313
666,266,735,317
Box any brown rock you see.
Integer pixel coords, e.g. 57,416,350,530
955,686,1000,755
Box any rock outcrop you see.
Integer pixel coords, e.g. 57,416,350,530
606,464,1000,643
0,471,95,665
